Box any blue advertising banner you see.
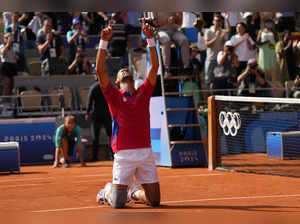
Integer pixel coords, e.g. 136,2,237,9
0,118,56,165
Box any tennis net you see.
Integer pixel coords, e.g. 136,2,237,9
208,95,300,178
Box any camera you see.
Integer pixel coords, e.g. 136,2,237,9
138,12,159,28
227,46,234,52
250,63,257,70
138,17,158,28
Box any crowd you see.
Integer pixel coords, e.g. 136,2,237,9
184,12,300,99
1,11,300,112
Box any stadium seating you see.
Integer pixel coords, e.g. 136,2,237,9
28,61,41,76
19,90,42,112
285,80,295,97
78,86,90,110
48,87,72,111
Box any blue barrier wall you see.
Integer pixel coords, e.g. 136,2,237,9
0,118,56,165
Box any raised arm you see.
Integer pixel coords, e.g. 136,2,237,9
142,21,159,87
96,22,113,89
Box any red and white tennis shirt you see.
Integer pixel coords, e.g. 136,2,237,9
101,78,155,152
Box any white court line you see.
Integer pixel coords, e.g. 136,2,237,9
32,194,300,213
33,206,101,213
163,194,300,204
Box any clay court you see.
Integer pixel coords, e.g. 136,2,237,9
1,161,300,224
221,153,300,177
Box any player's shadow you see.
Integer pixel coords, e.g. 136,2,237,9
132,204,300,213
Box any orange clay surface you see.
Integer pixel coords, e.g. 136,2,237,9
1,161,300,224
222,153,300,177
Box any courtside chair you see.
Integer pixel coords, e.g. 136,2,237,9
28,61,41,76
78,86,90,111
48,87,72,111
19,90,42,112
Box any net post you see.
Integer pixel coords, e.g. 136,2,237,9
208,96,217,170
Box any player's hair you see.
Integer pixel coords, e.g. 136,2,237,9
62,115,76,136
64,115,76,124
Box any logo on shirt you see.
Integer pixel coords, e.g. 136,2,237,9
123,96,127,102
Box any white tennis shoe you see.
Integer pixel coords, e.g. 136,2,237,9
96,182,112,205
127,181,141,203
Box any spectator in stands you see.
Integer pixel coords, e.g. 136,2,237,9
222,12,243,38
237,58,270,97
257,19,279,84
294,40,300,76
98,12,109,24
242,12,258,43
27,12,45,36
230,22,256,75
37,18,67,75
259,12,276,29
89,12,109,35
276,12,296,33
52,115,86,168
204,13,230,89
181,45,202,105
3,12,28,29
51,12,73,35
111,12,125,24
67,17,89,65
85,76,113,161
156,12,191,76
213,40,239,94
4,12,29,75
175,12,183,27
190,45,203,76
193,16,207,65
108,15,128,63
0,32,18,115
124,11,141,34
79,12,93,32
181,12,197,31
68,45,92,74
275,31,294,84
2,12,13,28
290,75,300,98
70,12,91,27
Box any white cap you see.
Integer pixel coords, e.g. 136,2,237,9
243,12,253,19
225,40,233,47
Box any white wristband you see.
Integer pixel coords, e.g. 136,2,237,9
147,38,156,48
99,39,108,50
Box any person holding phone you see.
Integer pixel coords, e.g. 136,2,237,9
237,58,270,97
67,17,89,65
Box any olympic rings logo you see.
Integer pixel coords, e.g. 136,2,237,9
219,111,241,136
